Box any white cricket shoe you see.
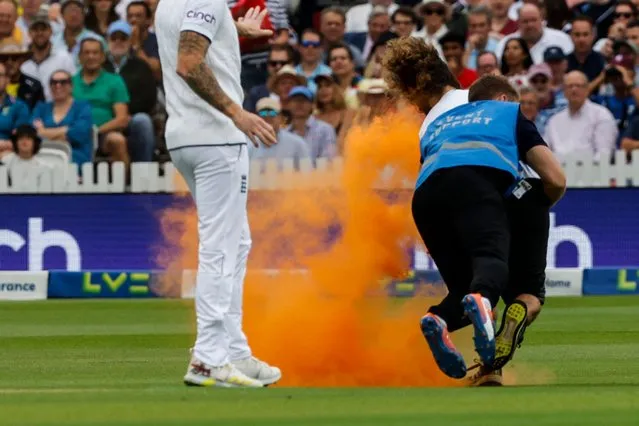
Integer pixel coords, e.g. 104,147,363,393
183,358,264,388
232,356,282,386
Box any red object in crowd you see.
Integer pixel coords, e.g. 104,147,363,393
457,68,478,89
231,0,274,54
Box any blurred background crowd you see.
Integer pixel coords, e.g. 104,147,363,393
1,0,639,178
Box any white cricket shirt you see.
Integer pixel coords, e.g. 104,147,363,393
155,0,246,149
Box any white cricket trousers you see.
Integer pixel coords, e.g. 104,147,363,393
170,144,252,367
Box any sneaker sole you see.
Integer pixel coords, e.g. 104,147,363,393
493,301,528,370
183,374,263,388
462,295,495,367
420,316,467,379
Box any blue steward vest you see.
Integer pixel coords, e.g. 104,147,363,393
416,100,521,189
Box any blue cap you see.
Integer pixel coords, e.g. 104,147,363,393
543,46,565,62
107,20,132,38
288,86,313,101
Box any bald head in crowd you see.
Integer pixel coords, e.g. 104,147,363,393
564,71,589,111
518,4,544,45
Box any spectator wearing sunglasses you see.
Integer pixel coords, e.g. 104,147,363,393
295,29,331,94
249,97,309,171
31,69,93,165
244,44,294,113
413,0,449,50
614,1,637,28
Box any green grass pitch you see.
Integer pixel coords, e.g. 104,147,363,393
1,296,638,426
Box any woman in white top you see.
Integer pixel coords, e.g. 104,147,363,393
501,37,533,90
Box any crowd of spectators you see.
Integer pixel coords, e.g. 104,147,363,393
1,0,639,178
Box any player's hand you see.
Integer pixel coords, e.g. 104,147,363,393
233,110,277,147
236,7,273,39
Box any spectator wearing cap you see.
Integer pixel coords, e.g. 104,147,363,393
295,28,332,94
319,7,366,70
327,43,362,109
244,44,294,113
0,44,45,110
487,0,518,38
544,46,568,96
346,0,399,34
72,37,130,166
267,64,306,112
440,32,478,88
353,78,393,127
52,0,106,64
17,0,63,41
592,54,636,145
103,20,156,162
345,6,391,61
0,124,49,183
495,4,573,65
363,31,398,79
286,86,336,165
314,73,355,154
545,71,617,163
391,7,418,38
249,97,310,170
528,63,567,136
464,6,500,70
85,0,119,38
413,0,448,50
0,0,27,51
20,11,76,102
476,50,500,76
567,15,606,83
0,61,29,156
126,1,160,82
32,69,93,165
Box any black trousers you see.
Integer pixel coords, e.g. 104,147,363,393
412,166,513,332
503,179,551,306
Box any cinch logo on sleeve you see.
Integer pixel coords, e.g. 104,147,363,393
186,10,216,24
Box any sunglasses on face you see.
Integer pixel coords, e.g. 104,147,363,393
268,60,288,67
615,12,633,19
110,34,129,42
301,40,321,48
258,109,278,117
530,78,548,85
50,78,71,86
424,8,445,16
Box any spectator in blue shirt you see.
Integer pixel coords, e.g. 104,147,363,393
295,28,332,94
285,86,336,165
0,62,30,155
592,55,636,147
32,70,94,165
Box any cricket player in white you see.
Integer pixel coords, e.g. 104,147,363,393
155,2,281,388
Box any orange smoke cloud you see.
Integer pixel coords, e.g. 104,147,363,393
159,108,468,387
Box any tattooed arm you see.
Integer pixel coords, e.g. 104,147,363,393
175,30,277,146
176,30,241,118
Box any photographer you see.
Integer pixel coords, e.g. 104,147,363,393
591,53,636,147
